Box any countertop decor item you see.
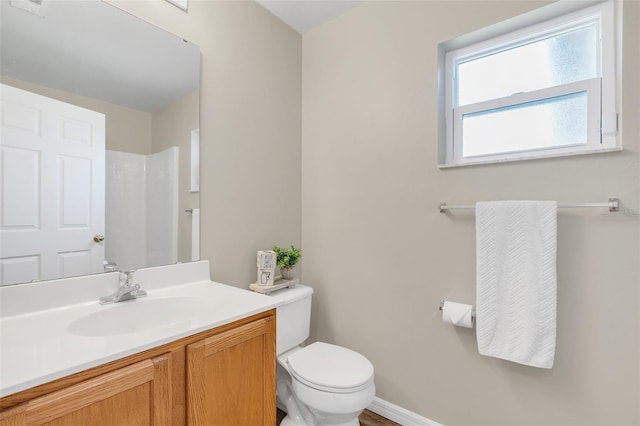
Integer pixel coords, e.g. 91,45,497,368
273,245,301,280
250,278,300,295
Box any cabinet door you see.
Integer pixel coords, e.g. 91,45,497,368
0,354,172,426
186,316,276,426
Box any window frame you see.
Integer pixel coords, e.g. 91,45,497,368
439,0,619,168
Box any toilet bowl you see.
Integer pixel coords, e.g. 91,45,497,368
268,285,376,426
279,342,375,426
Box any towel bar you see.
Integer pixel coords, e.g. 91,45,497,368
439,198,619,213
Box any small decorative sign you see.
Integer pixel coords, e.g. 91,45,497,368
257,250,276,286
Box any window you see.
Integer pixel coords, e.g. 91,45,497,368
439,1,620,167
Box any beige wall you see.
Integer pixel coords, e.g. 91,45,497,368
152,90,200,263
302,1,639,425
0,76,152,154
107,0,302,287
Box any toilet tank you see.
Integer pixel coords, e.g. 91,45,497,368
268,284,313,355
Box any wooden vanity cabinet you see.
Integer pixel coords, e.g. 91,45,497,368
0,310,276,426
0,354,171,426
186,316,276,425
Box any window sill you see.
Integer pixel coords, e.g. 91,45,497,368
437,146,623,169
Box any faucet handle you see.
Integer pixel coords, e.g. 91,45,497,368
119,270,136,285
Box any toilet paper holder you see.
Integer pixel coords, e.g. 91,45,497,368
440,299,476,320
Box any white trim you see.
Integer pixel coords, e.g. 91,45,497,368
165,0,187,11
367,396,443,426
438,146,622,169
9,0,50,17
447,5,604,70
438,0,607,53
439,0,620,167
599,0,617,147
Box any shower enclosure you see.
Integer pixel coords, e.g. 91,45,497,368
105,147,179,272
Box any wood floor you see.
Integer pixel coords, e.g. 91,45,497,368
359,409,401,426
277,408,400,426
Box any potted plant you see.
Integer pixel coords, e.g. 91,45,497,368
273,245,301,280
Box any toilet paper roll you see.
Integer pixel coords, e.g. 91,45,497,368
442,301,474,328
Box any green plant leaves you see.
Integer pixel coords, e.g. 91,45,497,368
273,245,301,268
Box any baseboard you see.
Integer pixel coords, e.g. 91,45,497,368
367,396,443,426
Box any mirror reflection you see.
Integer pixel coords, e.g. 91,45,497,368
0,0,201,285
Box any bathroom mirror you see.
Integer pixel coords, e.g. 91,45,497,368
0,0,200,285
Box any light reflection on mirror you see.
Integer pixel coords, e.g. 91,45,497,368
0,0,200,285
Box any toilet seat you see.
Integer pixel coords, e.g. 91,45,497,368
286,342,374,393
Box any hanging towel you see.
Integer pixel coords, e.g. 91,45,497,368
476,200,558,369
191,208,200,261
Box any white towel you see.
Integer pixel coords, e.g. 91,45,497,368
476,200,557,368
191,208,200,261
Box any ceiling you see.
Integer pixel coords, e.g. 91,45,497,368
256,0,362,34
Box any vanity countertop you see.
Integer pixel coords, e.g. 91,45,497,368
0,262,278,398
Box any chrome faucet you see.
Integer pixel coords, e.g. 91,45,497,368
99,270,147,304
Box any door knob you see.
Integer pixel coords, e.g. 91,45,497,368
93,234,105,243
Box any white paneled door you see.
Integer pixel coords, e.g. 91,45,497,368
0,84,105,285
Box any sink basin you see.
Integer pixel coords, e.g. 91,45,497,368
68,297,214,337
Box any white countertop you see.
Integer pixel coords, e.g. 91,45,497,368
0,262,277,398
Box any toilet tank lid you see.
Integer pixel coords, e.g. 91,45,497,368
267,284,313,307
287,342,374,392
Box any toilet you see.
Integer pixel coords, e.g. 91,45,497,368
269,284,375,426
